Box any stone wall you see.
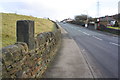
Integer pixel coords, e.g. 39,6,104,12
1,21,61,78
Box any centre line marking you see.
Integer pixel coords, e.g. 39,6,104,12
78,30,90,35
109,42,120,46
93,36,103,41
82,32,90,35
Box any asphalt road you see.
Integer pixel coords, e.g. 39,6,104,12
59,23,119,78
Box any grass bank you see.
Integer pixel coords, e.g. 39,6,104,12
1,13,55,48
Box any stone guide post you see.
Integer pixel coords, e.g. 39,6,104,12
17,20,35,50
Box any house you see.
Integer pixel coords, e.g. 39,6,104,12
99,16,116,26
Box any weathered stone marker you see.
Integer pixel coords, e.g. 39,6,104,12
17,20,35,50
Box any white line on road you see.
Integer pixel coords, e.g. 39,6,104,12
82,32,90,35
109,42,120,46
78,30,90,36
92,36,103,41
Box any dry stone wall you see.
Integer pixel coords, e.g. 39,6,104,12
1,21,61,78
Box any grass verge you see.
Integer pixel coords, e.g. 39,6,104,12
107,26,120,30
1,13,55,48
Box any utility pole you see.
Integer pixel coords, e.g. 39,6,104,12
118,1,120,23
85,10,88,27
95,0,100,30
97,0,100,17
118,1,120,14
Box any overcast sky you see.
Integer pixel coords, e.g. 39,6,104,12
0,0,119,21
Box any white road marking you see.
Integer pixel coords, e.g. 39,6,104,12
109,42,120,46
78,30,90,36
92,36,103,41
82,32,90,35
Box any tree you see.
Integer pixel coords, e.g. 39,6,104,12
75,14,87,21
75,14,94,22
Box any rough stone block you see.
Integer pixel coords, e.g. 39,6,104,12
17,20,35,50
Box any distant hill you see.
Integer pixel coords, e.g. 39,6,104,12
1,13,55,48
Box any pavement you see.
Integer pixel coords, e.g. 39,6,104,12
43,23,94,78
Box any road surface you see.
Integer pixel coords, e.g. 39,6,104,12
59,23,119,78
